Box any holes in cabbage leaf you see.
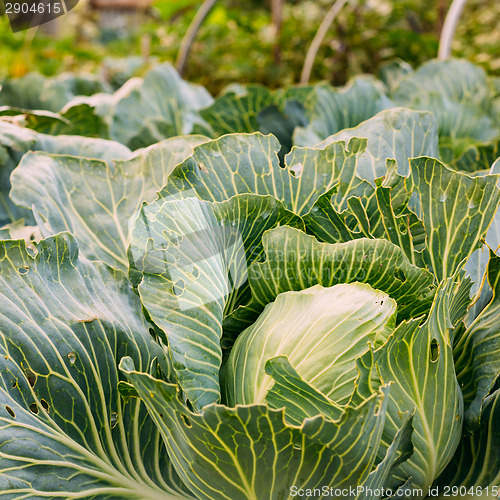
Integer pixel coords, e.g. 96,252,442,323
11,380,17,388
40,399,49,412
289,162,303,177
148,327,160,343
293,442,302,451
5,406,15,418
181,414,192,427
25,369,36,387
173,279,185,297
29,403,39,414
68,352,76,365
110,412,118,428
394,269,406,282
18,266,29,275
430,339,440,362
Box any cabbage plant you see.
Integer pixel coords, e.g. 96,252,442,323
0,103,500,499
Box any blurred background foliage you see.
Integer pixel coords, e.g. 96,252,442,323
0,0,499,94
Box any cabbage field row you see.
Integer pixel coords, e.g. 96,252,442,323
0,58,499,499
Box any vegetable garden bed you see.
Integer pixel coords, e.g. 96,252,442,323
0,57,499,499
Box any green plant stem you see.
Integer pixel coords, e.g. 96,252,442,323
176,0,217,76
271,0,284,65
438,0,468,60
300,0,350,84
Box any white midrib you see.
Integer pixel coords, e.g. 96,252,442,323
408,348,438,486
0,416,185,500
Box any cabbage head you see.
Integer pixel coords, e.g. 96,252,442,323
224,283,396,407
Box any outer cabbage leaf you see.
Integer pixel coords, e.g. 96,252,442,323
10,136,207,270
454,251,500,426
293,76,392,146
109,64,213,149
361,417,414,499
316,107,440,178
374,271,472,495
263,358,413,497
391,59,495,121
26,67,212,142
391,59,500,171
298,106,441,268
0,123,36,226
0,218,41,254
198,84,311,161
377,59,413,93
439,138,500,173
100,56,149,90
463,161,500,321
0,121,131,227
435,388,500,494
0,72,106,112
55,93,117,137
0,107,72,133
160,132,367,216
302,165,427,268
199,84,275,136
120,357,398,500
0,102,113,139
304,157,500,282
128,194,302,410
259,87,314,150
224,226,435,339
264,356,344,424
0,233,189,499
410,157,500,280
